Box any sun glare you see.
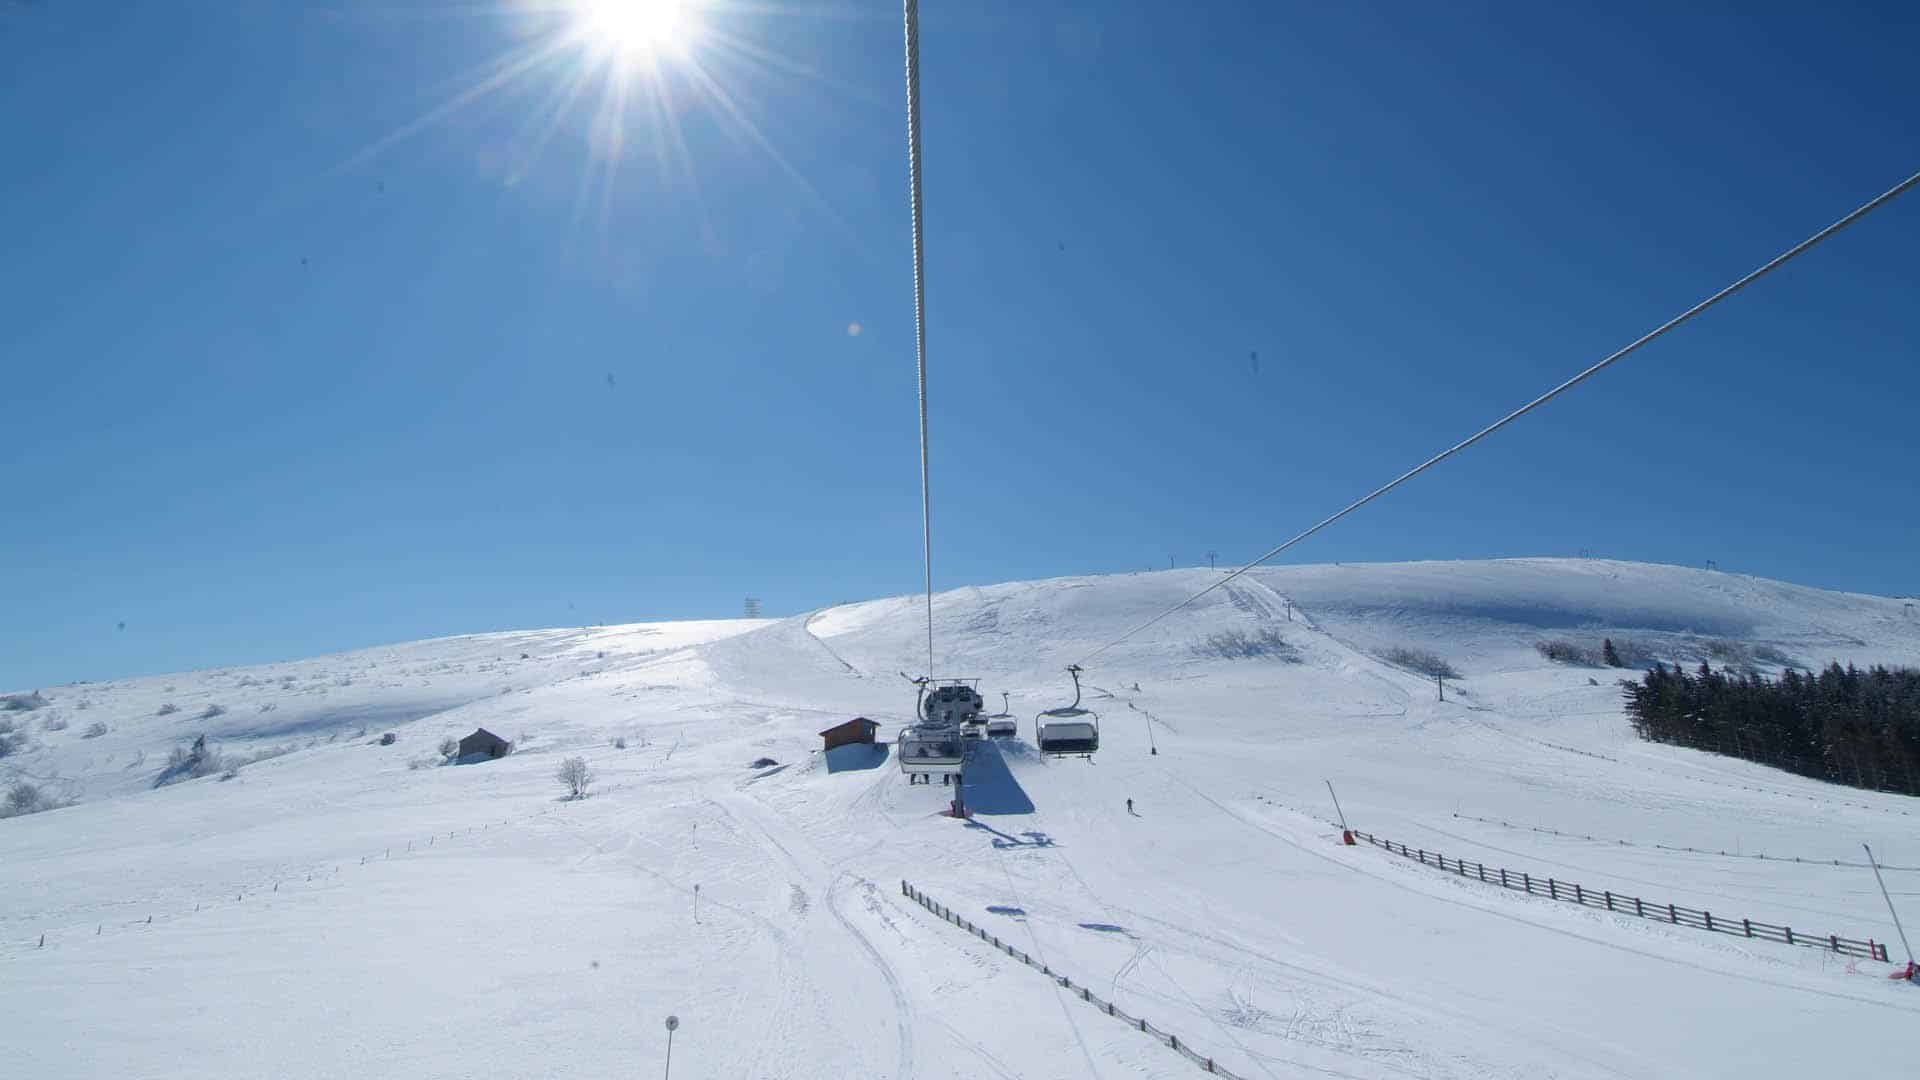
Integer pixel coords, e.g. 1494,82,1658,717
576,0,697,57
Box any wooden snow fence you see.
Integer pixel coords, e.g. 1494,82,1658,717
1350,830,1890,962
901,880,1249,1078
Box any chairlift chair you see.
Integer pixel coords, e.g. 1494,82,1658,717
985,691,1018,739
1035,665,1099,757
900,676,979,782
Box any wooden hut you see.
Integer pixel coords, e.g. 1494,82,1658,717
458,727,512,760
819,717,879,752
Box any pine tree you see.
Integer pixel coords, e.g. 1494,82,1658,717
1602,638,1623,667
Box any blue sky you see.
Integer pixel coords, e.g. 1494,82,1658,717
2,1,1915,688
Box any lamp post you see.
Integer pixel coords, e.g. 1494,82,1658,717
663,1015,680,1078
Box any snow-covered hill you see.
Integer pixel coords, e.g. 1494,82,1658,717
4,559,1918,1078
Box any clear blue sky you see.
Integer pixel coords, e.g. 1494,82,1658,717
3,1,1915,688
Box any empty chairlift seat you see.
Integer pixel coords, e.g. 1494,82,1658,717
1034,664,1098,757
1035,707,1099,756
984,691,1017,739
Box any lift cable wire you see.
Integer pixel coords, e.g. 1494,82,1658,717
1079,168,1920,668
903,0,935,677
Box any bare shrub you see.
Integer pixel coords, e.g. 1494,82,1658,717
199,704,227,720
438,737,459,761
1535,640,1600,666
2,691,49,712
1378,646,1459,679
2,781,62,818
1751,643,1796,666
613,736,628,749
556,756,594,799
379,732,397,746
157,703,180,716
154,735,227,787
41,715,69,732
1193,628,1301,662
1609,637,1659,667
1702,638,1753,666
82,721,109,739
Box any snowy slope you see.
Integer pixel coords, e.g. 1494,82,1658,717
4,560,1918,1079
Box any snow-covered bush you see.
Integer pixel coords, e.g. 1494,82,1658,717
154,735,228,788
199,704,227,720
556,756,594,799
1536,640,1600,666
1192,628,1301,661
82,721,109,739
2,781,61,818
42,715,69,732
2,690,49,712
438,737,459,762
157,703,180,716
1608,636,1659,668
1703,638,1753,666
1379,646,1459,679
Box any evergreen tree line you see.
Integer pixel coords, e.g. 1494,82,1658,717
1623,661,1920,795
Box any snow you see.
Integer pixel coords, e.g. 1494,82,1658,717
4,559,1918,1078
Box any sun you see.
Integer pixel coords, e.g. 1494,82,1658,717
574,0,699,58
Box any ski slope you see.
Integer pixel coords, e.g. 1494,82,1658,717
4,559,1918,1078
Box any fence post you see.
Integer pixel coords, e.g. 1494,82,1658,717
1548,879,1557,900
1574,883,1583,905
1170,1035,1179,1051
1784,927,1792,945
1743,918,1752,938
1478,863,1486,882
1140,1018,1148,1032
1830,934,1839,952
1635,897,1644,917
1523,872,1531,892
1604,891,1612,911
1670,903,1678,924
1501,869,1509,888
1704,911,1713,932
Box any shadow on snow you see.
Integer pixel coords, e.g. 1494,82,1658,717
825,743,889,773
960,740,1035,816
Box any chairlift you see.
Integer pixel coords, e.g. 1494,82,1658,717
920,678,984,727
985,691,1017,739
900,675,979,783
1035,665,1099,757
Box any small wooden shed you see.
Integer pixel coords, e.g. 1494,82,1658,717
458,727,512,760
819,717,879,752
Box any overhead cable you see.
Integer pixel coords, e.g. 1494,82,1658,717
1080,169,1920,666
